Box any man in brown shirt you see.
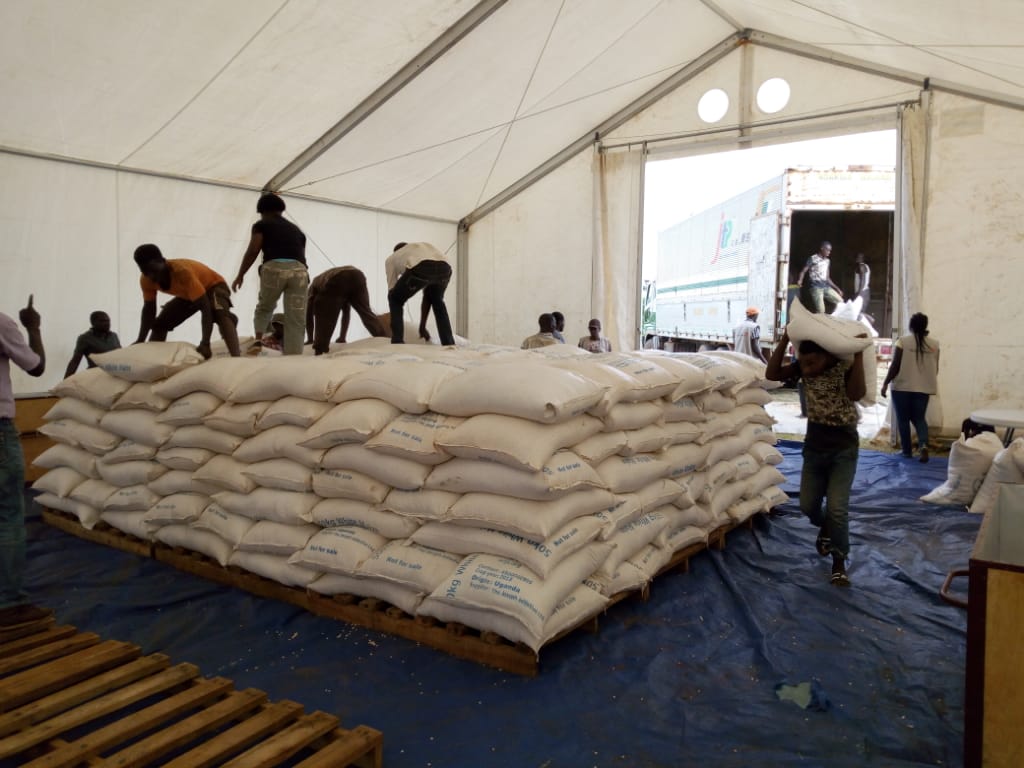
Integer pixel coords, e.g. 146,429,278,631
306,266,388,354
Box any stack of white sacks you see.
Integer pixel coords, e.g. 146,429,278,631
921,431,1024,514
31,341,786,653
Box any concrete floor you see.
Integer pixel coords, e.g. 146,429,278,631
765,386,896,446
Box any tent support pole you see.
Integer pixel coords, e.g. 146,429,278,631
264,0,509,193
456,221,470,339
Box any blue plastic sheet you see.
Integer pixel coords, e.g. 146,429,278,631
19,442,978,767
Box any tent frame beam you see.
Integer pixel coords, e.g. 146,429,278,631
752,30,1024,112
461,26,1024,232
460,30,748,228
265,0,509,193
0,146,457,225
604,101,910,154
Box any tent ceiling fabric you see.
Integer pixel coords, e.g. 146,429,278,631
1,0,1022,223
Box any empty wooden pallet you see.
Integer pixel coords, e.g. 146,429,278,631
0,620,383,767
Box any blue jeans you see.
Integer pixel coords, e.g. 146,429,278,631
800,443,858,558
0,419,27,609
388,261,454,345
891,390,929,456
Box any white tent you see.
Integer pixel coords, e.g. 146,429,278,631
2,0,1022,433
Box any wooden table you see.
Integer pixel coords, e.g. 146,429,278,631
970,408,1024,447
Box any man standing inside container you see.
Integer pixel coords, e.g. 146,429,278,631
232,193,309,355
797,241,843,314
0,295,52,629
385,242,455,346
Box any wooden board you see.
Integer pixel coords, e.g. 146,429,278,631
0,622,383,768
14,395,57,435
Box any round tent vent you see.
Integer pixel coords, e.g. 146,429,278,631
756,78,791,114
697,88,729,123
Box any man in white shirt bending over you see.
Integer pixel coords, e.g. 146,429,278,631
385,242,455,346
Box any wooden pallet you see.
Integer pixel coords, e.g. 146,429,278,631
151,543,544,677
0,621,383,768
41,509,154,559
43,507,753,676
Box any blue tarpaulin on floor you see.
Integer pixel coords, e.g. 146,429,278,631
18,442,978,767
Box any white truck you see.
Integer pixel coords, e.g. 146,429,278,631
644,167,895,352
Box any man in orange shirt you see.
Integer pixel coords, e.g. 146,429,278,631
133,244,240,359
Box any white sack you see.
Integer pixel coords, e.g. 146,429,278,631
435,413,601,472
35,492,102,529
91,342,204,383
299,399,401,448
969,439,1024,515
357,541,462,593
445,488,617,540
229,551,320,588
52,368,132,408
152,528,233,569
921,432,1003,506
99,410,175,447
430,362,607,424
39,419,121,454
157,392,224,426
288,526,389,575
32,443,98,478
309,573,424,616
363,412,461,466
425,450,604,499
43,397,106,426
112,383,172,412
213,488,318,524
307,498,421,539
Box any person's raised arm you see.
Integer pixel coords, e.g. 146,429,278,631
19,295,45,377
232,231,263,292
419,294,432,342
796,263,809,287
847,349,867,402
880,347,902,398
765,330,796,382
136,300,156,344
64,349,84,379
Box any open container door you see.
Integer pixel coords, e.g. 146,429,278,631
747,212,782,343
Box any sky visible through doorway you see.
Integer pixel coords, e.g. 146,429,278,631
642,130,897,280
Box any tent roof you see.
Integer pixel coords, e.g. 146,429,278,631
2,0,1021,222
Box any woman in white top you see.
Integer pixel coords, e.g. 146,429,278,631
880,313,940,462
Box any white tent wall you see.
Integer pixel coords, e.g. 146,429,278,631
2,154,456,395
921,91,1024,420
464,150,594,348
0,153,119,397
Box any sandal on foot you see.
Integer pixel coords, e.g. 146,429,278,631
830,571,851,587
830,563,850,588
815,530,831,557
